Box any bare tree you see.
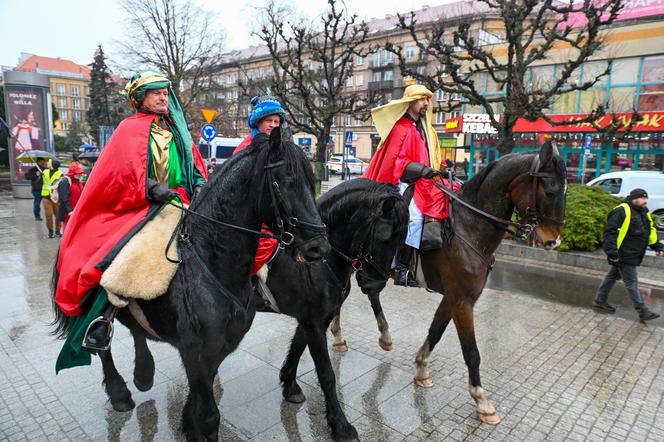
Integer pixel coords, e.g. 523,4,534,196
253,0,380,185
388,0,624,154
115,0,224,117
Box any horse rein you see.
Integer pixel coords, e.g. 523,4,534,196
431,154,562,239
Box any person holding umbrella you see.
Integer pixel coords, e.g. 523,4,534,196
42,159,63,238
24,157,47,220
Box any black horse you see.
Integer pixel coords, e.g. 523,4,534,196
330,142,567,425
263,178,408,440
51,128,330,441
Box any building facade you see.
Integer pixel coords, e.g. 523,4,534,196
14,53,91,138
194,1,664,181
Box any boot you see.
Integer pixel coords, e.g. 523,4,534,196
639,310,660,321
55,230,62,238
48,229,54,238
394,244,418,287
82,305,117,351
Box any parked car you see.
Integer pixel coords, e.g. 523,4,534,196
587,170,664,220
197,137,244,167
325,156,370,174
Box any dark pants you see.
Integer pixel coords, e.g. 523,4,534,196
594,264,646,313
32,191,42,219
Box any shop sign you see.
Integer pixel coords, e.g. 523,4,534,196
462,114,499,134
445,117,461,132
512,112,664,133
439,137,458,149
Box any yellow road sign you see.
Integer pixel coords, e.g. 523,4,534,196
201,108,217,123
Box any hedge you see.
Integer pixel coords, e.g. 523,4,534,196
558,184,621,252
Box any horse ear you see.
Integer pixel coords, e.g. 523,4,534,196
539,140,558,167
380,196,396,216
269,126,282,154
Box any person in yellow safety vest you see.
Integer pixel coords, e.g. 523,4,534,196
41,159,63,238
592,188,664,321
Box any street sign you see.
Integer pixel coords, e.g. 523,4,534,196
201,108,217,124
583,134,593,153
344,131,353,148
201,124,217,142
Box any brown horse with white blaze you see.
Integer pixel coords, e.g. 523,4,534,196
331,141,566,426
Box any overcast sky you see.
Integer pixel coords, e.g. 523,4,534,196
0,0,447,70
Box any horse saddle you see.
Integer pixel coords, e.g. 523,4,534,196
101,203,182,308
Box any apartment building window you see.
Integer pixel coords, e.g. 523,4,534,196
436,111,445,124
416,65,426,75
355,116,362,127
437,89,446,101
450,111,460,119
451,92,462,101
57,84,66,96
58,98,67,108
406,46,414,59
356,75,364,86
73,111,81,122
346,76,353,87
72,86,80,97
344,114,352,126
384,70,393,81
60,110,68,121
356,55,364,65
72,99,81,109
61,122,68,130
372,71,382,82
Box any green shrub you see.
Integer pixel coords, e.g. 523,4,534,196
558,184,620,252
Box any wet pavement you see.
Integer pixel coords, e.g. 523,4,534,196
1,190,664,441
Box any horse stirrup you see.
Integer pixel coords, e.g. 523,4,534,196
82,316,114,351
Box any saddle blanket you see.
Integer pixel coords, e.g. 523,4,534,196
101,203,182,307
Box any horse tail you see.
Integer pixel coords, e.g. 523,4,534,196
49,266,70,339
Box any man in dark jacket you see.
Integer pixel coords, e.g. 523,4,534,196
592,188,663,321
24,158,47,220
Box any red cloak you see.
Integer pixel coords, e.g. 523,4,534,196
364,116,450,219
55,113,207,316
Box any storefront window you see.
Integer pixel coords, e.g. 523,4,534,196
553,91,578,113
579,89,606,113
611,57,640,85
582,61,609,86
530,65,555,90
608,87,636,112
641,55,664,83
638,84,664,111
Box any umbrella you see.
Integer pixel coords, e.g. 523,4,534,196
79,144,97,151
16,150,56,163
79,151,100,161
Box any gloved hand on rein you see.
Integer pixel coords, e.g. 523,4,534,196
401,162,438,183
147,179,179,203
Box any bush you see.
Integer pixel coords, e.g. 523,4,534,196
558,184,620,252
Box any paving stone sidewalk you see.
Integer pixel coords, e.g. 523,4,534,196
1,192,663,441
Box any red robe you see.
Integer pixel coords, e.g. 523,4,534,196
233,133,279,274
55,113,207,316
364,116,449,219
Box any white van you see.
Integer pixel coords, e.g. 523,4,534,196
197,137,244,167
587,171,664,215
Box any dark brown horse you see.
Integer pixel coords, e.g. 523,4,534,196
330,141,566,425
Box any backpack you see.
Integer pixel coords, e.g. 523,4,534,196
49,176,70,203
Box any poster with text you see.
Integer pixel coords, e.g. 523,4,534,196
5,86,46,182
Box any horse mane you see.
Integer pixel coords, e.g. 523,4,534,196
317,178,400,226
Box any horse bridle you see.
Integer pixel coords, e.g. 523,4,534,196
331,196,395,283
431,154,564,239
264,159,327,248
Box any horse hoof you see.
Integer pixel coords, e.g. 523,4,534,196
111,397,135,412
284,392,306,404
478,412,501,425
332,422,359,442
378,338,392,351
414,376,434,388
134,377,154,392
332,341,348,352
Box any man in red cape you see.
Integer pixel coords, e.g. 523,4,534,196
54,71,207,371
363,84,445,286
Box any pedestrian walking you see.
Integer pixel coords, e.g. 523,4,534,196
41,159,63,238
56,163,84,233
592,188,664,321
24,157,47,220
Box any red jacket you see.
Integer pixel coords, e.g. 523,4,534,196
55,113,207,316
364,116,449,219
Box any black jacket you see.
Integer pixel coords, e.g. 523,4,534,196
603,201,663,266
24,166,43,192
57,177,72,222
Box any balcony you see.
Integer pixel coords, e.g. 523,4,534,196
368,80,394,91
